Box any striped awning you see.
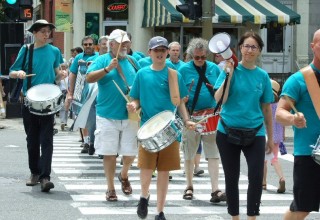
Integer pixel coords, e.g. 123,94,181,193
142,0,301,27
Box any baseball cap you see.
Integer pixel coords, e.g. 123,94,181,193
108,29,130,43
27,19,56,33
148,36,169,50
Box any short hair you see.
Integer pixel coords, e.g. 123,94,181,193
81,36,94,45
186,38,209,57
98,35,109,44
168,41,181,49
238,31,264,51
74,47,83,53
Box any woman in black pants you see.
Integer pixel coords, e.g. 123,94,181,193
214,31,274,220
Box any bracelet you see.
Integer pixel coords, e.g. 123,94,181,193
104,67,109,73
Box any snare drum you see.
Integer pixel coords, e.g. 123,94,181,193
191,108,219,135
25,84,62,115
137,111,183,153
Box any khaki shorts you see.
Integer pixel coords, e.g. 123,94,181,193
181,128,220,160
137,141,180,171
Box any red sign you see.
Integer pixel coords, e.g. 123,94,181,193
107,3,128,12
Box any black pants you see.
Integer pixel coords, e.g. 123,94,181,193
22,106,54,181
216,131,265,216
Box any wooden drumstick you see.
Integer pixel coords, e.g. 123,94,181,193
25,74,36,77
115,32,126,59
112,80,129,103
194,113,215,125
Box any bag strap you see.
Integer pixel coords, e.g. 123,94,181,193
301,65,320,119
27,44,34,90
126,56,138,72
168,67,180,106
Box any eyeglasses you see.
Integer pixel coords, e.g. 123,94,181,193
193,55,207,61
83,43,93,46
153,48,167,53
242,44,259,52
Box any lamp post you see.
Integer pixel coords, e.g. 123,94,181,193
202,0,214,61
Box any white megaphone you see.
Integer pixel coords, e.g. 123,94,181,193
209,32,238,70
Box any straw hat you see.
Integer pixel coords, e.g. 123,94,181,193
271,79,280,98
27,19,56,33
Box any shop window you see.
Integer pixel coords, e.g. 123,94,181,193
85,13,100,44
267,26,283,53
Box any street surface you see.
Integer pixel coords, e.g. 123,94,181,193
0,118,319,220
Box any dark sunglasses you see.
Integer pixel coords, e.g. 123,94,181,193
193,55,207,61
83,43,93,46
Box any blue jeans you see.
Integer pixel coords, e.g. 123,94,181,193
22,106,54,181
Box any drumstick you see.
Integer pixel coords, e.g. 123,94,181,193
115,32,126,59
283,95,299,114
194,113,215,125
112,80,130,103
25,74,36,77
188,79,194,93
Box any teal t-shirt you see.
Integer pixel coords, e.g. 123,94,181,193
129,66,188,126
138,56,176,69
87,53,140,120
70,52,99,74
280,66,320,156
180,60,220,111
214,63,273,136
9,44,63,95
166,58,185,70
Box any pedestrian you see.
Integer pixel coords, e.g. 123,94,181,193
86,29,140,202
263,79,286,193
9,19,66,192
167,41,185,70
179,37,226,203
67,35,99,153
214,31,274,219
58,60,69,131
275,28,320,220
127,36,195,220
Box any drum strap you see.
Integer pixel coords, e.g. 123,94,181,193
301,65,320,119
126,56,139,72
116,64,130,94
27,44,34,90
168,68,180,106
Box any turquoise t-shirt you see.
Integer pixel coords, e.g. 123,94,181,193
280,66,320,156
70,52,99,74
214,63,273,136
138,56,176,69
87,53,140,120
180,60,220,111
9,44,63,95
130,66,188,126
166,58,185,70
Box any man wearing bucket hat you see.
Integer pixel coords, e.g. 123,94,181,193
86,29,140,202
9,19,66,192
127,36,195,220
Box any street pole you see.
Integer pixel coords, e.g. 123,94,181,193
202,0,213,61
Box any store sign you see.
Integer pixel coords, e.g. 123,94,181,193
107,3,128,12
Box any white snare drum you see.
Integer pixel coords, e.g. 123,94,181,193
137,111,183,153
25,84,62,115
311,135,320,165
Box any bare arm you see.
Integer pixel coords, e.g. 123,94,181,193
178,98,195,130
214,61,234,104
262,103,274,154
86,58,118,83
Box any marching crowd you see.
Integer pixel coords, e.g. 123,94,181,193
2,19,320,220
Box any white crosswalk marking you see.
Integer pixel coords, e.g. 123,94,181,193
52,132,320,220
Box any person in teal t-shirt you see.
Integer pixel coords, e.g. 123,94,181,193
275,28,320,220
214,31,274,219
9,19,66,193
127,36,195,220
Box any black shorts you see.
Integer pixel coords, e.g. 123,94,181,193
290,156,320,212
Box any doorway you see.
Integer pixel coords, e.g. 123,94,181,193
103,20,128,36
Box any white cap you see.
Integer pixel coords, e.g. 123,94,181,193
108,29,130,43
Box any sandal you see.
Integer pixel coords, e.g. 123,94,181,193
118,172,132,195
277,178,286,193
262,183,267,190
106,189,118,201
183,186,193,200
210,190,227,203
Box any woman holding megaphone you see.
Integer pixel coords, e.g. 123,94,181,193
213,31,274,220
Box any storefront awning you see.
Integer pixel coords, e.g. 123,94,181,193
142,0,301,27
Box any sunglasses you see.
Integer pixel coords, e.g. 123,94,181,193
83,43,93,46
193,55,207,61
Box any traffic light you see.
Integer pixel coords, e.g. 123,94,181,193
176,0,202,20
4,0,33,22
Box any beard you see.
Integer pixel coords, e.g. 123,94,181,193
118,49,128,57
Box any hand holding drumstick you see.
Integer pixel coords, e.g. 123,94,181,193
284,95,307,128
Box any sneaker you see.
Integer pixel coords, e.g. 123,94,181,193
88,144,95,155
193,168,204,176
98,155,103,159
26,174,39,186
155,212,166,220
40,178,54,192
53,128,58,135
80,143,89,153
137,195,150,219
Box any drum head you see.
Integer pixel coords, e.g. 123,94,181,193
26,84,61,101
138,111,174,140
